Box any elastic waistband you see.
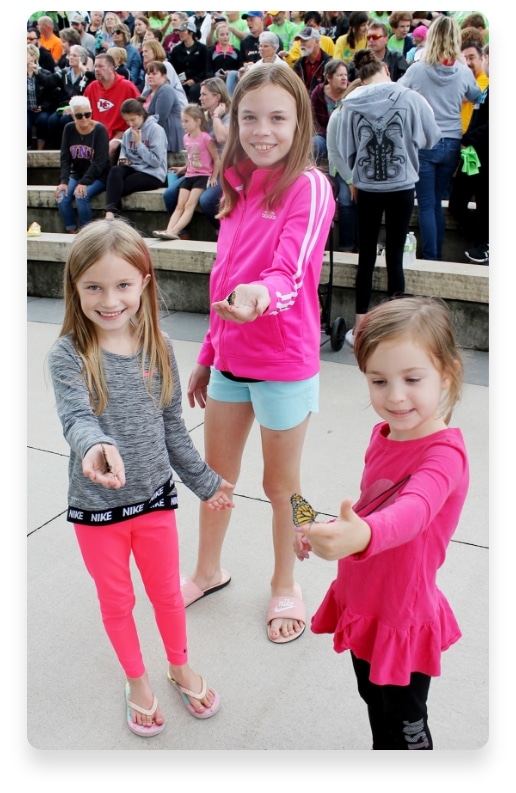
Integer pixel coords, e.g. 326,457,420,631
67,477,178,526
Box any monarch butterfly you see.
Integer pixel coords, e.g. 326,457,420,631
290,493,317,528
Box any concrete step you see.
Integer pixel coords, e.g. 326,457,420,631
27,232,489,351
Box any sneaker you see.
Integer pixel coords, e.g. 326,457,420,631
345,328,355,347
465,244,489,264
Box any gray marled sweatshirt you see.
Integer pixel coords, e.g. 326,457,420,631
48,333,221,521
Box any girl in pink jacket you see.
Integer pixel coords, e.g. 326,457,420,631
182,64,335,644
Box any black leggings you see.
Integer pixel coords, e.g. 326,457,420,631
355,188,415,315
351,653,433,750
105,165,163,213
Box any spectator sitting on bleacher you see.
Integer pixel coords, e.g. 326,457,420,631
46,45,95,150
144,61,185,154
282,11,333,66
27,43,59,149
161,77,231,235
112,22,143,87
348,21,408,83
206,20,242,81
68,13,96,58
162,11,187,56
333,10,369,64
104,97,168,221
27,27,55,73
226,12,283,95
55,95,110,233
310,58,349,164
84,53,140,165
140,39,187,108
107,47,130,80
266,11,300,52
292,28,332,94
168,17,208,104
58,27,82,70
387,12,414,58
96,11,121,54
37,15,63,65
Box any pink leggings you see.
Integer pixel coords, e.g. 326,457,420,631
74,510,187,678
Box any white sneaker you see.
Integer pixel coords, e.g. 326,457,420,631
345,328,355,347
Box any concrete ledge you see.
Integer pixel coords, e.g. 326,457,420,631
27,233,489,350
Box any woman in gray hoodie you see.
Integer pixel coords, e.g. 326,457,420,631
336,49,441,345
105,97,167,218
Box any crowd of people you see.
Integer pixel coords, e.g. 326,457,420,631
33,10,488,751
28,11,489,270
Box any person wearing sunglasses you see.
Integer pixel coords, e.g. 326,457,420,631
46,44,95,149
349,22,409,83
55,96,110,233
27,28,56,72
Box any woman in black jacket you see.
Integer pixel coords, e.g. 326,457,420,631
168,18,207,103
46,45,95,149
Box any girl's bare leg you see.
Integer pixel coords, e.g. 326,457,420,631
169,188,204,235
261,415,311,641
189,397,255,589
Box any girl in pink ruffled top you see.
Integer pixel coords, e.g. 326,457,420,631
297,296,469,750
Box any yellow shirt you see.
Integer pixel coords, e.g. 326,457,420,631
284,35,335,68
334,32,368,63
461,72,489,133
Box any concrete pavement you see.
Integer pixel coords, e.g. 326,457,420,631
27,297,489,765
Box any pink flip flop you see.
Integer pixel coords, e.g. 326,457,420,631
125,682,165,737
167,673,221,719
267,587,306,645
180,570,231,607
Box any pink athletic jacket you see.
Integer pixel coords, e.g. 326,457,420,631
197,161,335,381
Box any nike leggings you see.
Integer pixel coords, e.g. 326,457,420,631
74,510,187,678
351,653,433,750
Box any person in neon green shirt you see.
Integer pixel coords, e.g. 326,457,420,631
266,11,299,51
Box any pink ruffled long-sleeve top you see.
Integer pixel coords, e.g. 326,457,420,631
311,422,470,686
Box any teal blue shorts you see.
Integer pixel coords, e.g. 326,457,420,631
207,368,319,431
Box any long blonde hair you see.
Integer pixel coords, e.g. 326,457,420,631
422,15,462,66
59,219,173,414
218,63,314,218
354,296,463,424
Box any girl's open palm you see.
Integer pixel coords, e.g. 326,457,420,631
82,444,126,489
211,284,270,324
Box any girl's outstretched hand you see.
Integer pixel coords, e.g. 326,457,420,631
212,284,270,324
302,499,371,561
205,478,235,510
82,443,126,489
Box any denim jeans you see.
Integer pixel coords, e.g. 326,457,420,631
226,70,239,97
56,178,106,230
312,134,327,165
415,137,461,260
334,175,357,251
27,109,51,146
163,177,222,230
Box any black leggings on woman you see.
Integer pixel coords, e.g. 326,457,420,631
105,165,163,214
355,188,415,315
351,652,433,750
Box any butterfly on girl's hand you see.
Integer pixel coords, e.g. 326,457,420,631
290,493,317,528
101,444,112,474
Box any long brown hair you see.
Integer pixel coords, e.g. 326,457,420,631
218,63,314,218
59,219,173,414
